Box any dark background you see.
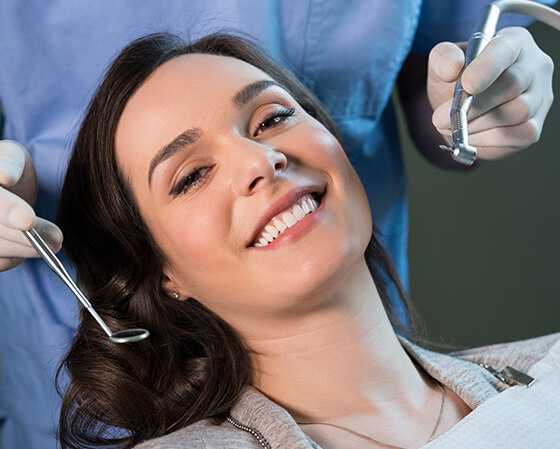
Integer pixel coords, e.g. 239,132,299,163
397,7,560,348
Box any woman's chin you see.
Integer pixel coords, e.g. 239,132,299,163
265,245,367,308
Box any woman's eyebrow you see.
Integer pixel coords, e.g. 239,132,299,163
232,80,282,108
147,80,281,187
148,128,202,187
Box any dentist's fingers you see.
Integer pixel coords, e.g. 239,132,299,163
459,28,525,95
0,140,38,202
0,239,41,258
0,140,38,231
433,98,543,157
470,88,549,160
433,91,541,134
0,257,25,271
0,216,63,249
466,120,540,160
0,181,36,230
427,41,466,108
428,27,553,160
0,217,63,271
0,140,26,187
0,141,61,271
431,41,465,82
433,114,543,161
462,64,535,121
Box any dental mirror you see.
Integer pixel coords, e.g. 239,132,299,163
23,228,150,344
108,328,151,343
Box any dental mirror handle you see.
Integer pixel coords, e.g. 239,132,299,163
23,228,121,339
23,228,150,343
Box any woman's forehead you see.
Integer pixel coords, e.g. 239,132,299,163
145,53,273,98
117,53,276,139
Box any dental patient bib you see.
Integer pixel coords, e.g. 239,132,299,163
422,339,560,449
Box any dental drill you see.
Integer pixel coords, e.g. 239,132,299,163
439,0,560,165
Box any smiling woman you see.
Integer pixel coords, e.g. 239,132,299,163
56,32,559,449
56,33,410,449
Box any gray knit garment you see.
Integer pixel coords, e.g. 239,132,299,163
134,333,560,448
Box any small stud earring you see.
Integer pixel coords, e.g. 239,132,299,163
172,291,180,299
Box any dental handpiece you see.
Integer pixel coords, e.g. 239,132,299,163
439,0,560,165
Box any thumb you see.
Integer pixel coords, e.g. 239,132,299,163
0,139,38,205
35,217,64,253
0,140,27,187
429,42,465,83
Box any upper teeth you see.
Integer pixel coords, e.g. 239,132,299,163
253,194,320,247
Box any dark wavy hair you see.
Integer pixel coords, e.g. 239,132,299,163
56,32,413,449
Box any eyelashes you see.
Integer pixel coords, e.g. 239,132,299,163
170,107,296,196
170,166,213,196
253,107,295,137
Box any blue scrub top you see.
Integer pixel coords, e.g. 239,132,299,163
0,1,552,448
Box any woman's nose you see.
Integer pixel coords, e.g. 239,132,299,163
229,139,287,196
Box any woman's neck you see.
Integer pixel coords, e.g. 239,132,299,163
245,260,431,423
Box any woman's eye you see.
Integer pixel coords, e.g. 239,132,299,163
253,107,295,137
170,166,212,196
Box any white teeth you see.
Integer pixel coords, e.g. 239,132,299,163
265,225,279,238
307,197,317,211
273,217,287,232
293,204,305,220
282,211,297,228
252,193,321,247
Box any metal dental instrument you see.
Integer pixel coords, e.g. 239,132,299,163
23,227,150,344
439,0,560,165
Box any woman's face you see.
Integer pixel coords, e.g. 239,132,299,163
115,53,372,330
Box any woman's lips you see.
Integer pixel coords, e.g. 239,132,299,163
252,193,320,247
249,190,325,250
247,185,326,248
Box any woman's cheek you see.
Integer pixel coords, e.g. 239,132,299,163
176,202,228,261
297,122,346,162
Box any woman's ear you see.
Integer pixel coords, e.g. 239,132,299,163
162,271,189,301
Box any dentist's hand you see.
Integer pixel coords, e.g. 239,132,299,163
0,140,63,271
428,27,554,160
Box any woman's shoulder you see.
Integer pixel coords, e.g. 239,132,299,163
450,332,560,372
132,416,263,449
401,332,560,409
